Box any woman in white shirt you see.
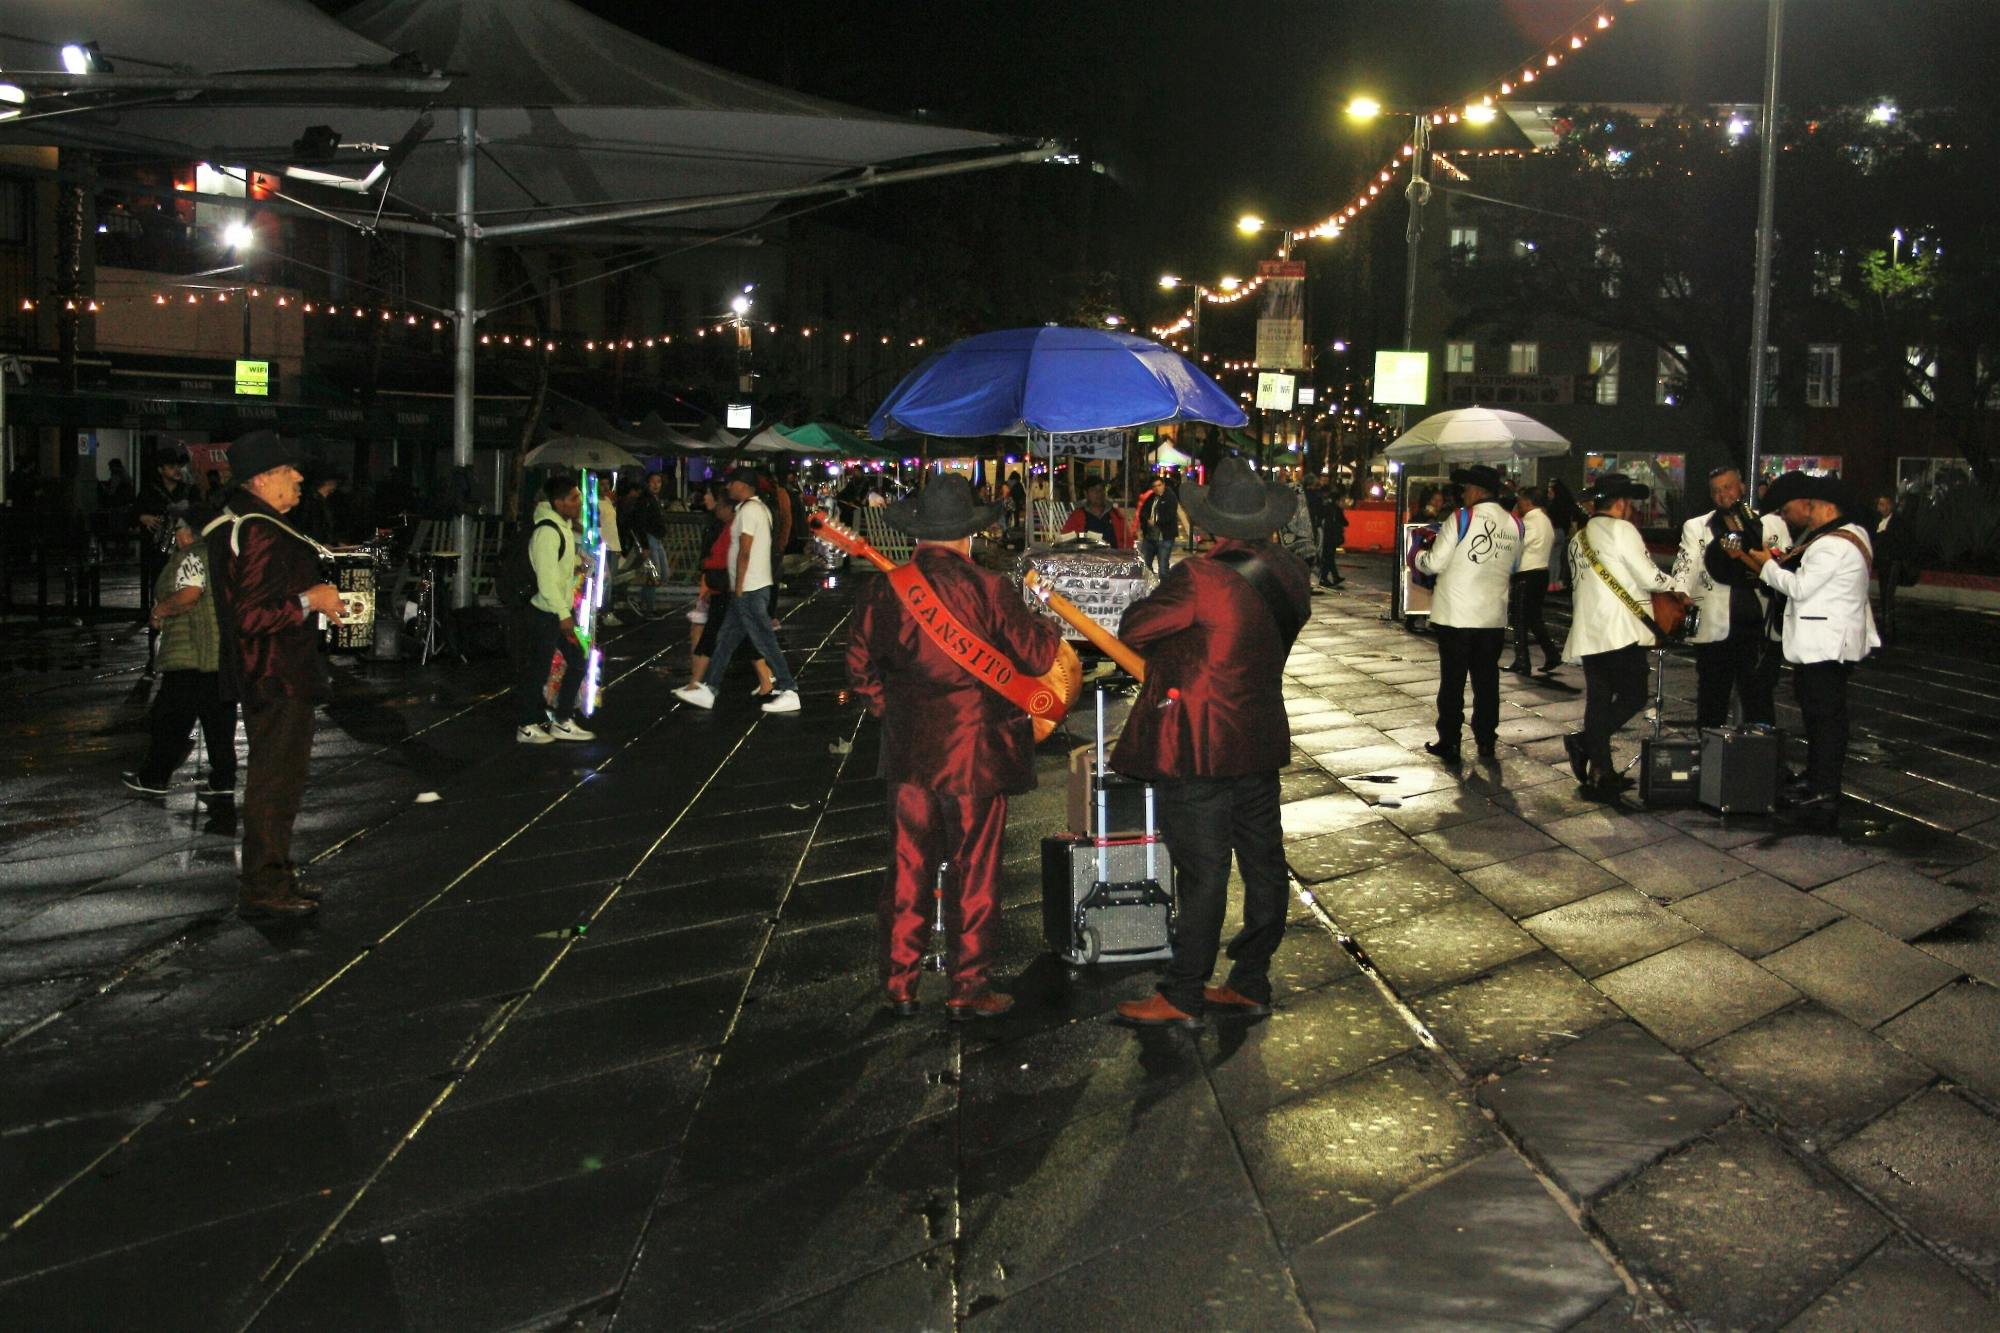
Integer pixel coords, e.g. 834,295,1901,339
1563,474,1680,798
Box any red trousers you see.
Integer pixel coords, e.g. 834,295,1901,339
881,783,1007,1001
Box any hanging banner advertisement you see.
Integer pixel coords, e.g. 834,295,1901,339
1027,428,1127,460
1255,259,1306,371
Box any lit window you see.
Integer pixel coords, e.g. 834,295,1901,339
1595,229,1621,297
1805,344,1840,408
1445,341,1476,374
1508,342,1539,375
1589,342,1619,405
1656,344,1688,406
1904,346,1935,408
1811,250,1843,298
1448,225,1478,260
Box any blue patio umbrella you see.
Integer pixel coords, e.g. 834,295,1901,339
868,326,1246,440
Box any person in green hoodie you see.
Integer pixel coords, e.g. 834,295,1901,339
122,507,237,801
512,473,596,744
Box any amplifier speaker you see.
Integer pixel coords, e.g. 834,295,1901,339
1639,737,1703,808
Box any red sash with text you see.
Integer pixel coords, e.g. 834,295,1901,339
885,562,1065,728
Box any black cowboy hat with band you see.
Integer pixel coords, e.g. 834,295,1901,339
884,473,1004,541
1584,472,1651,505
1181,457,1298,540
1449,463,1505,493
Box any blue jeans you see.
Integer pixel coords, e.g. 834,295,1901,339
1140,535,1175,581
703,587,796,694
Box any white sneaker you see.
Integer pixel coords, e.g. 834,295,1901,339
674,682,716,710
601,611,625,628
760,690,802,714
516,724,554,745
548,718,596,742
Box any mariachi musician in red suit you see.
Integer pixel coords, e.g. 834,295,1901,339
846,475,1064,1021
1111,458,1312,1028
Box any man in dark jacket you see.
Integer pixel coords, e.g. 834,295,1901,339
1111,458,1312,1028
847,476,1064,1020
207,431,344,919
1318,489,1348,589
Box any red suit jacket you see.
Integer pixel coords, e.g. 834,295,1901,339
207,491,329,705
847,545,1063,798
1111,539,1311,780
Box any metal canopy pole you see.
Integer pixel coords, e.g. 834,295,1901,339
1388,112,1430,623
1743,0,1785,485
451,106,477,608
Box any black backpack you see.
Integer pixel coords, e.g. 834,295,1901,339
497,517,565,608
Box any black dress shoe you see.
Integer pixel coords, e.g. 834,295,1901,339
1781,795,1840,832
1563,734,1589,783
1476,742,1499,762
1424,740,1462,764
1505,659,1533,675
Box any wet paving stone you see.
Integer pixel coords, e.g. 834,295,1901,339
1303,856,1474,933
1812,863,1980,940
533,916,765,1010
1593,939,1800,1052
1541,808,1677,862
1827,1087,2000,1283
1596,833,1755,902
960,1079,1245,1308
1234,1054,1494,1248
347,1053,708,1232
1199,975,1416,1119
1911,906,2000,986
1693,1005,1936,1150
1291,1149,1621,1330
1461,846,1623,919
1372,787,1497,834
1353,897,1542,997
961,1015,1194,1158
1667,873,1846,958
1479,1022,1739,1203
259,1148,672,1332
1414,812,1558,871
1761,919,1962,1029
751,1248,956,1331
1275,792,1379,838
1783,1238,1999,1330
1411,952,1622,1075
1596,1123,1892,1330
965,1198,1313,1332
1727,832,1884,890
1283,819,1421,883
1522,889,1700,979
1877,979,2000,1104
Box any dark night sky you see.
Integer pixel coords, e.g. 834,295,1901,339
572,0,2000,279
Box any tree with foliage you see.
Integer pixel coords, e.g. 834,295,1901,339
1436,103,2000,488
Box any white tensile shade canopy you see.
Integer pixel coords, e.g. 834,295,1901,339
0,0,1045,604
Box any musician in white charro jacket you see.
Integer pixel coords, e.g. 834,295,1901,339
1724,471,1879,832
1672,465,1790,728
1414,464,1519,764
1563,474,1680,799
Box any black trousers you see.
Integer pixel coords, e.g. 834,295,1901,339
1693,633,1778,729
1509,571,1559,668
510,606,584,727
1794,661,1853,798
139,669,237,788
1156,771,1288,1012
1434,625,1505,750
242,694,315,896
1877,569,1899,642
1582,645,1651,778
1318,526,1344,582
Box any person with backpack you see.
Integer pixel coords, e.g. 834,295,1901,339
508,473,595,744
1413,465,1521,765
122,505,236,803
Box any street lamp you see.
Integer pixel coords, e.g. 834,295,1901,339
1158,273,1207,357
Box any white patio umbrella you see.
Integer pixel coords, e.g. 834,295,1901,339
1384,407,1570,466
1383,408,1571,622
523,436,642,471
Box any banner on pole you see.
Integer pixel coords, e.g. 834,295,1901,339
1255,372,1296,411
1255,259,1306,371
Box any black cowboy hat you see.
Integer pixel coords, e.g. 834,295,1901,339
1584,472,1651,504
227,430,307,481
884,473,1003,541
1181,457,1297,540
1758,469,1838,514
1449,463,1505,494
